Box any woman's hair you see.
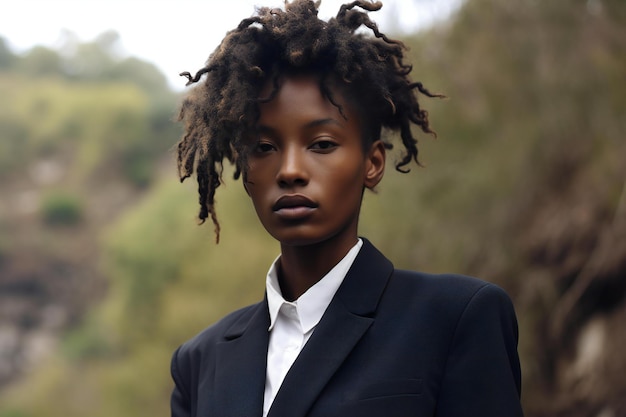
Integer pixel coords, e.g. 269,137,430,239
177,0,442,241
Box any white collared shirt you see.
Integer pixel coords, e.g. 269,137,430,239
262,239,363,417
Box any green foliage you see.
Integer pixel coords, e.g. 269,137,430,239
0,37,17,70
0,29,178,183
5,29,170,94
0,74,176,184
109,57,170,92
18,46,63,77
0,29,182,417
122,151,153,188
61,314,114,360
101,175,273,343
40,191,83,226
0,410,32,417
0,119,28,175
1,175,274,417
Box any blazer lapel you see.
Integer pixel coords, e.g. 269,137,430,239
214,300,270,417
267,239,394,417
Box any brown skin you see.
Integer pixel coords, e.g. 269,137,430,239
244,75,386,301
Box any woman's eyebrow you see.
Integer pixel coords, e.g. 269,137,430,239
305,118,343,129
256,125,277,135
257,118,342,133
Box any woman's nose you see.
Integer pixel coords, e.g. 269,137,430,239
276,146,309,187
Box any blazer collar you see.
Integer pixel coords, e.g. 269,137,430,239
334,238,394,316
215,301,270,417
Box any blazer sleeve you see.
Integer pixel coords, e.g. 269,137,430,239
170,346,192,417
436,283,523,417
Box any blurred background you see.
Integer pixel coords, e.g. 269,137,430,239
0,0,624,416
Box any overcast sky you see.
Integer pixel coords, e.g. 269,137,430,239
0,0,463,90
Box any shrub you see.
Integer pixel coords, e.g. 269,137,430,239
41,192,83,226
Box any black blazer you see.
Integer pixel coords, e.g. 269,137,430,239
171,239,523,417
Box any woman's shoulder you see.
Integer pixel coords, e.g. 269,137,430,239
393,268,506,294
389,269,515,315
176,301,265,356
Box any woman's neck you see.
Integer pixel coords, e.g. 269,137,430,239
277,236,358,301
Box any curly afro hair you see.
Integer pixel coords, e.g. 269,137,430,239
176,0,443,242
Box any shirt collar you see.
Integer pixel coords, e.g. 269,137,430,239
266,239,363,333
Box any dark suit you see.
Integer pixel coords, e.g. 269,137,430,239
171,239,523,416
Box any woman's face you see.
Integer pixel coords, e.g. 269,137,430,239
244,75,385,250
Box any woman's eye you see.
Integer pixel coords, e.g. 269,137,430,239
255,142,275,153
310,140,338,151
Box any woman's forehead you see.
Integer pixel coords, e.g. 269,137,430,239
257,73,356,116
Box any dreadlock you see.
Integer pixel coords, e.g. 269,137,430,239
177,0,443,242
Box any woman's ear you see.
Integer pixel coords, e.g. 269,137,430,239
242,176,252,196
364,140,386,190
240,168,251,196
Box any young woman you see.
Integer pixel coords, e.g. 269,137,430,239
171,1,523,416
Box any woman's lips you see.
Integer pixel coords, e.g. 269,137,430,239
273,195,318,219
